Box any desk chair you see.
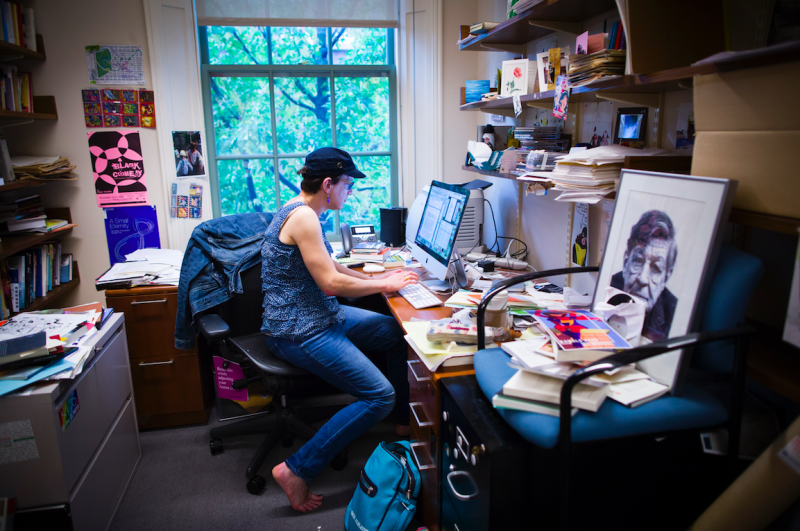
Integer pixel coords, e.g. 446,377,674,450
473,246,763,530
197,263,351,494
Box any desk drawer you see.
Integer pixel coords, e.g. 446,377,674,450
109,293,183,359
407,357,438,435
129,352,205,419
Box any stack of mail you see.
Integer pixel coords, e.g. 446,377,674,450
95,249,183,290
11,156,77,180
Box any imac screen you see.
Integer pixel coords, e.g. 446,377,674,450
414,181,469,266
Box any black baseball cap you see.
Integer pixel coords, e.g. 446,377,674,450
304,147,366,180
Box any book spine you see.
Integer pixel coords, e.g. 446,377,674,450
23,6,33,51
13,2,22,48
9,2,17,46
0,2,7,43
0,135,14,182
8,266,18,313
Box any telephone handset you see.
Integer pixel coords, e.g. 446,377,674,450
340,223,352,257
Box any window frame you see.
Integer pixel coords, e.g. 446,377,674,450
198,26,399,235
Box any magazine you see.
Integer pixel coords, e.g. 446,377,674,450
529,309,631,362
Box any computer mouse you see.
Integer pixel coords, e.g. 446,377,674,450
363,264,385,274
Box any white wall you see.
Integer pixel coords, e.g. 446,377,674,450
6,0,168,308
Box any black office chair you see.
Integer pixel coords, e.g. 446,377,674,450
197,263,352,494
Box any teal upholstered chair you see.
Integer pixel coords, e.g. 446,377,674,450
473,246,763,529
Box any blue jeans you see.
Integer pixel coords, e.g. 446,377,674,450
264,305,410,483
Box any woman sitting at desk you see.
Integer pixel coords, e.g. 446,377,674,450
261,147,419,513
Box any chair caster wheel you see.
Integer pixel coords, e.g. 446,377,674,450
282,437,293,448
247,475,266,494
210,438,223,455
330,453,348,471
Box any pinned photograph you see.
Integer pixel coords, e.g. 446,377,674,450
172,131,205,178
571,202,589,266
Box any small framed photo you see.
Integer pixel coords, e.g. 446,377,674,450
102,89,120,102
500,59,529,98
123,115,140,127
122,90,138,102
104,114,121,127
82,89,100,102
592,170,736,393
614,107,648,145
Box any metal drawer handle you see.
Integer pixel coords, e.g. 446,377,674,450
409,442,435,471
410,402,433,428
138,360,174,367
447,471,478,500
406,360,431,382
131,299,167,305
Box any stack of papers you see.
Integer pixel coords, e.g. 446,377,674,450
567,49,626,87
527,145,666,203
444,289,541,311
11,156,77,181
96,249,183,290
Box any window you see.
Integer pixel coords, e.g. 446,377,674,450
200,26,397,235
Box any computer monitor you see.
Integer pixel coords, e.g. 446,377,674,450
409,180,470,287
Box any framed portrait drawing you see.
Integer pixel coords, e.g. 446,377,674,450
592,170,736,394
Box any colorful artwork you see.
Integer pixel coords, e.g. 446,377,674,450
122,90,138,102
58,390,80,433
141,116,156,128
82,89,100,102
86,45,145,85
140,103,154,116
85,115,102,127
103,101,121,114
553,75,569,119
84,103,101,114
531,309,631,351
88,130,149,208
139,90,154,102
122,115,140,127
571,202,589,266
104,114,121,127
101,89,120,101
122,103,138,115
103,205,160,265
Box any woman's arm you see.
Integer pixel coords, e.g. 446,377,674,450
286,208,418,297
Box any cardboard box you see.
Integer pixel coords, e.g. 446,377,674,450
692,62,800,220
692,131,800,219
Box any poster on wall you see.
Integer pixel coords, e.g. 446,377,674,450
103,205,161,266
571,202,589,267
172,131,206,178
582,101,613,147
85,45,145,85
88,130,148,208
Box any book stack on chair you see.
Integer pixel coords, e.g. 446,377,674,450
350,241,388,263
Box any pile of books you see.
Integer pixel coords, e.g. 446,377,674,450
11,156,77,180
350,241,388,263
510,0,545,15
0,243,72,317
493,309,670,416
567,49,627,88
0,193,43,224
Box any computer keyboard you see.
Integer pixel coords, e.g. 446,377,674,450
398,283,443,309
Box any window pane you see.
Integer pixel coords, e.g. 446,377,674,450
271,27,330,65
335,75,390,152
274,75,332,154
210,76,273,156
332,28,387,65
206,26,269,65
217,159,276,216
339,156,391,230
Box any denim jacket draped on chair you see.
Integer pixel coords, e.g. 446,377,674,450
175,212,273,350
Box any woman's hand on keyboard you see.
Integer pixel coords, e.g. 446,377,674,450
381,270,419,293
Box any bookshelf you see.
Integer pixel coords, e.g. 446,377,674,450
0,34,46,61
0,180,44,193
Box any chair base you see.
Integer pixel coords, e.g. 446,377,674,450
209,396,348,494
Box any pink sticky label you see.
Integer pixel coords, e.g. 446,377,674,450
212,356,248,401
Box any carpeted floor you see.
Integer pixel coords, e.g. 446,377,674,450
110,405,407,531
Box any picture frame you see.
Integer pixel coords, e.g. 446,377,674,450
591,170,736,394
500,59,529,98
613,107,648,145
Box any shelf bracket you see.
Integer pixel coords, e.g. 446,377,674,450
480,43,525,56
525,101,552,110
528,20,582,35
479,108,516,118
596,93,661,108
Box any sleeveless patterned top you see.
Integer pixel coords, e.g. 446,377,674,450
261,202,344,341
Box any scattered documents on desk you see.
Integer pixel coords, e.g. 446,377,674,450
0,303,108,396
403,320,477,372
95,248,183,290
444,289,540,311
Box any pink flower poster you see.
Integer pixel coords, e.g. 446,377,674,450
88,130,149,208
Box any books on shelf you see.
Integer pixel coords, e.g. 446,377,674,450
469,21,499,35
0,2,35,50
0,241,66,319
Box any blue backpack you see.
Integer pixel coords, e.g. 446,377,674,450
345,441,421,531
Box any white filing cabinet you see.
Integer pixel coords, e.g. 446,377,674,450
0,314,141,531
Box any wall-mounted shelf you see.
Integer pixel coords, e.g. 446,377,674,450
460,41,800,111
460,0,617,52
0,96,58,127
0,180,45,193
0,34,46,61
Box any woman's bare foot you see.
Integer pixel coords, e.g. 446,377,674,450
395,424,410,437
272,462,323,512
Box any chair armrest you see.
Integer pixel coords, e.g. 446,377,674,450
197,314,231,343
558,326,757,440
476,266,599,349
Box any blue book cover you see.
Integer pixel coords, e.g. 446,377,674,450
0,331,46,358
104,205,161,266
34,246,43,298
0,1,8,43
60,262,69,283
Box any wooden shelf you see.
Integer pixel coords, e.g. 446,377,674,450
0,180,45,193
460,0,618,52
0,96,58,127
0,224,76,261
460,41,800,110
0,34,46,61
21,262,81,314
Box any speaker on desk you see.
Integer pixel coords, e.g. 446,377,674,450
380,207,407,246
